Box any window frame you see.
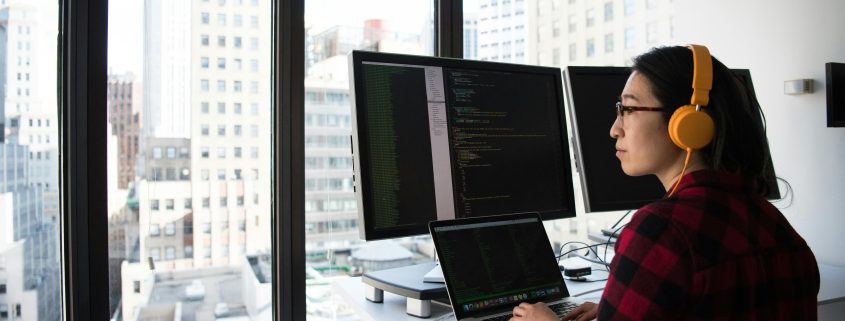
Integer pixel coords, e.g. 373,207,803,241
63,0,460,320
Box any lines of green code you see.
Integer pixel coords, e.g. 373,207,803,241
361,64,438,230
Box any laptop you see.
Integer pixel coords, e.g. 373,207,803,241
429,213,584,321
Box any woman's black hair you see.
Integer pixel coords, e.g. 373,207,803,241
631,46,776,197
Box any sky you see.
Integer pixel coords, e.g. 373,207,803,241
107,0,443,76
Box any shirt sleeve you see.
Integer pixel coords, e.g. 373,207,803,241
597,207,693,321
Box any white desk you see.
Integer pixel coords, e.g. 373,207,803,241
333,271,607,321
334,264,845,321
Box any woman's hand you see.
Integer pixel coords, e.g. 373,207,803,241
560,302,598,321
509,302,559,321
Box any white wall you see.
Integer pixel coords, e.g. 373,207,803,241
673,0,845,266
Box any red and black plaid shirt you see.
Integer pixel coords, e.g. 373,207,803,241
597,170,819,321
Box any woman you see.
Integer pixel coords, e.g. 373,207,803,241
510,46,819,321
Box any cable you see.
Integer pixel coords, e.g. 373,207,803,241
667,148,693,198
557,243,610,272
609,210,634,230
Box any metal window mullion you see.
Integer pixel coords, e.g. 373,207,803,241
274,0,305,321
60,0,110,320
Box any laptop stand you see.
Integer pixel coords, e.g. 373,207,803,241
362,262,450,318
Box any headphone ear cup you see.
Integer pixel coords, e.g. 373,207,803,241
668,105,715,150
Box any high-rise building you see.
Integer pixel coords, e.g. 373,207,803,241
528,0,675,67
0,143,59,321
464,12,479,60
475,0,528,63
142,0,191,140
0,4,58,192
129,0,272,276
108,74,142,190
189,0,272,266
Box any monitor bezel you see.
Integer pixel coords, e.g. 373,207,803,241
349,50,577,241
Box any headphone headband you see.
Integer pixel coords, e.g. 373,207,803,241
688,44,713,107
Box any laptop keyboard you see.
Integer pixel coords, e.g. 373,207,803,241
482,302,579,321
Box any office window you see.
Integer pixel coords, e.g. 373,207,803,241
166,147,176,158
202,169,210,180
201,12,210,24
218,125,226,136
218,35,226,47
250,81,259,94
250,125,258,137
185,246,194,258
201,34,209,46
234,80,242,92
569,43,577,61
218,169,226,180
234,147,242,158
586,38,595,57
250,59,258,72
250,15,258,28
251,147,259,159
234,125,242,136
220,197,228,207
234,58,243,70
605,33,614,53
201,56,209,68
165,247,176,260
218,102,226,114
165,223,176,236
150,224,161,237
201,124,209,136
552,20,561,38
217,80,226,92
165,199,175,210
185,198,193,209
201,102,210,113
552,48,561,66
202,197,211,209
201,79,209,92
218,147,226,158
218,57,226,69
234,36,242,48
625,27,636,49
586,8,595,27
180,147,190,158
568,15,576,33
234,103,243,114
251,103,259,115
152,147,162,159
150,248,161,261
150,199,159,211
201,147,210,158
234,14,242,27
624,0,635,16
250,37,259,50
217,13,226,26
604,2,614,21
646,21,658,43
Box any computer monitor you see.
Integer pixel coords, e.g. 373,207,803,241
349,51,576,241
564,66,781,213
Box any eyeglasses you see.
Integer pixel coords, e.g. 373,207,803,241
615,101,664,124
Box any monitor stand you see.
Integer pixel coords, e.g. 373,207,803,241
361,262,449,318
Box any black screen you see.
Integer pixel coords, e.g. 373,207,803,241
827,63,845,127
564,67,781,213
431,215,568,318
351,51,576,240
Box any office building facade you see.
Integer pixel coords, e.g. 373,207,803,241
528,0,675,67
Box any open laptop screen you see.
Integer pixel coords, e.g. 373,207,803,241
430,214,569,319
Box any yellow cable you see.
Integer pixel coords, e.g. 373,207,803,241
667,148,692,198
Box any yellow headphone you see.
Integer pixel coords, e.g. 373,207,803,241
666,44,714,197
